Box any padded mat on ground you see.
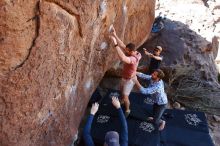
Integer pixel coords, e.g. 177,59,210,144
90,89,214,146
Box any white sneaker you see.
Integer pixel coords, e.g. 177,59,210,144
159,120,166,131
147,117,154,121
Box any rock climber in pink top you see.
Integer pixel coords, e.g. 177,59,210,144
110,26,141,117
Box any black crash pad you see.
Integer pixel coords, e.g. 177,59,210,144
89,89,214,146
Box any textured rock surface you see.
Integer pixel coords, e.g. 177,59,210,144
0,0,155,145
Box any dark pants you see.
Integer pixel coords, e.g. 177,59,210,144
152,103,166,130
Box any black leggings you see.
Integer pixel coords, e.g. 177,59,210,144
152,103,167,130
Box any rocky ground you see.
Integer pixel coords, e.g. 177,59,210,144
207,114,220,146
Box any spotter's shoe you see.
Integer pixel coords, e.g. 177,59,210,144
159,120,166,131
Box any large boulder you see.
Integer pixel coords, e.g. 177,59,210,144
0,0,155,145
139,0,220,115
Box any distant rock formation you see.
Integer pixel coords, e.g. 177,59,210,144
0,0,155,145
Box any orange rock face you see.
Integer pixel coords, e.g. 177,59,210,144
0,0,155,145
